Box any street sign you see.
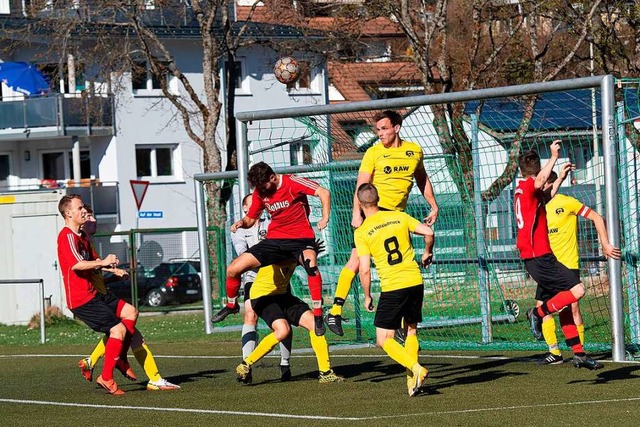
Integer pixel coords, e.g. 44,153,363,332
139,211,163,219
130,180,149,211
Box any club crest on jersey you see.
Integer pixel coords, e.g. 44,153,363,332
265,200,290,212
555,207,564,215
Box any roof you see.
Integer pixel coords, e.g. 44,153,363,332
328,61,422,102
465,88,640,133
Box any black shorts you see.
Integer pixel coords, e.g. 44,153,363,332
243,281,253,302
374,284,424,330
527,254,581,301
71,293,122,334
246,238,317,266
251,293,309,328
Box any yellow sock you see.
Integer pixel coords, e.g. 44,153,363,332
309,331,331,372
133,343,161,382
382,338,416,370
245,333,280,366
405,334,419,361
577,323,585,345
329,268,356,316
89,336,107,367
542,317,561,356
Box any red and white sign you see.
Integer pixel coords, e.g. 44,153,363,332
130,180,149,211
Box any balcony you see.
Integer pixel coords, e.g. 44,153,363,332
0,180,120,219
0,94,114,140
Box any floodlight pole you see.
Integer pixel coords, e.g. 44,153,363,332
601,75,625,362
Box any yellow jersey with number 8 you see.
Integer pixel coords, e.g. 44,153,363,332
354,210,423,292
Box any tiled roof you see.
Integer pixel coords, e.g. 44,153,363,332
328,61,422,102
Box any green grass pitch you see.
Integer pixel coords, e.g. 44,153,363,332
2,312,640,426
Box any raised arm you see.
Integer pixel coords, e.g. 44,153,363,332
549,163,575,198
534,140,561,189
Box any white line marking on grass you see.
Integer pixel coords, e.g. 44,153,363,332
1,353,638,364
372,396,640,419
0,398,361,420
3,396,640,421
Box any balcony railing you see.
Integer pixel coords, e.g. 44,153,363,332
0,180,120,218
0,94,114,136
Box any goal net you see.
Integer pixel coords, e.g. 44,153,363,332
204,76,640,355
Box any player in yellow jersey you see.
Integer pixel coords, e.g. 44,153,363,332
326,110,438,336
354,183,434,397
536,171,621,365
77,206,180,390
235,251,343,384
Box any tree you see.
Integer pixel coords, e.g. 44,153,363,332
0,0,317,297
360,0,606,259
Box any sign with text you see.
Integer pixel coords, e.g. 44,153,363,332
138,211,163,219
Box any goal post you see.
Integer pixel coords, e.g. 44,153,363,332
196,75,635,362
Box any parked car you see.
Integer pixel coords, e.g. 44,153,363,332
104,261,202,307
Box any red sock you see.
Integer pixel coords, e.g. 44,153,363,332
226,276,241,304
121,319,136,335
538,290,578,317
102,337,124,381
308,274,323,316
559,308,584,354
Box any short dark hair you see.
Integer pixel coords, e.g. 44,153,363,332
83,204,94,215
546,171,558,185
373,110,403,127
357,183,379,207
58,194,82,217
518,150,541,178
248,162,275,188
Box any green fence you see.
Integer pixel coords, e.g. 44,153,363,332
92,226,225,312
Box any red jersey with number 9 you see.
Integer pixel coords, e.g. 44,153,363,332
247,174,319,239
514,177,552,259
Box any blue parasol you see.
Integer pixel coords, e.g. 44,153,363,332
0,62,50,96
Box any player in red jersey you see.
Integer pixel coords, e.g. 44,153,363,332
212,162,331,336
515,140,602,370
57,194,139,394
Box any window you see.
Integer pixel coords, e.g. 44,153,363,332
132,60,171,94
37,62,84,93
340,120,370,143
287,60,312,91
0,154,9,186
290,141,313,166
136,145,176,178
225,59,249,93
0,0,9,14
41,150,90,180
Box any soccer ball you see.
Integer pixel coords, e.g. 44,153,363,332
274,56,300,85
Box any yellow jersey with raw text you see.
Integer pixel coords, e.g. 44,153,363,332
249,262,297,300
545,193,591,269
354,210,423,292
359,140,424,211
